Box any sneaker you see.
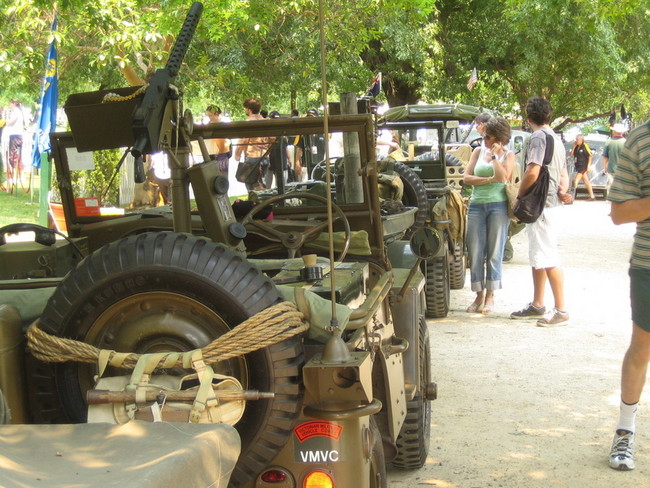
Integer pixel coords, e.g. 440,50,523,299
510,303,546,319
536,309,569,327
609,430,635,471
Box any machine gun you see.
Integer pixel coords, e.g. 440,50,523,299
130,1,203,182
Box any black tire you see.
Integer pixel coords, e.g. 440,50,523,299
369,416,388,487
448,241,466,290
29,232,304,488
392,315,431,469
394,161,429,238
424,252,450,318
0,388,8,424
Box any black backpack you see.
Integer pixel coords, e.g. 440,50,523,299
513,132,554,224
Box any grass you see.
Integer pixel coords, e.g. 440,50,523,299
0,178,43,227
0,169,249,229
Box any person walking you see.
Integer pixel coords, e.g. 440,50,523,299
570,134,596,201
603,123,627,177
5,98,24,188
463,117,515,314
510,96,573,326
235,98,273,190
204,105,231,173
606,118,650,471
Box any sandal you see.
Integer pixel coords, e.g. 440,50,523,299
482,297,494,315
466,298,485,313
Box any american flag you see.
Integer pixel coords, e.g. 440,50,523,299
367,72,382,97
467,67,478,91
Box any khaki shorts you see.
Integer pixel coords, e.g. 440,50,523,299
526,205,562,269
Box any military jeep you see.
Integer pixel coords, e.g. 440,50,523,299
0,6,439,486
377,103,481,318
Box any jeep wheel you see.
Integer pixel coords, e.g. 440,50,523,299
424,253,450,318
394,161,428,238
392,315,431,469
370,416,387,488
30,232,304,488
449,241,466,290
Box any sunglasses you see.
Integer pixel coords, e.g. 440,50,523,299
483,134,496,141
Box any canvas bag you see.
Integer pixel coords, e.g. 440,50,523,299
512,132,554,223
235,141,275,185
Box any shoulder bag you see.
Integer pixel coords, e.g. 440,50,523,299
512,132,554,224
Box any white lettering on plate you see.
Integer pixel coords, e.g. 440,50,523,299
299,450,340,463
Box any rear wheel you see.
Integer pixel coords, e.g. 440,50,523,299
369,417,387,487
392,316,431,468
29,232,304,487
448,241,466,290
424,252,450,318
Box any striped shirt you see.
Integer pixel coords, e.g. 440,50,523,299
607,120,650,269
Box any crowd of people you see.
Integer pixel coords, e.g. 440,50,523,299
463,97,572,324
0,98,32,192
203,97,324,191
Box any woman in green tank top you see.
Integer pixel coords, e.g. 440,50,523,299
463,117,516,314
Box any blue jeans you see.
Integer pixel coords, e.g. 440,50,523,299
466,200,509,292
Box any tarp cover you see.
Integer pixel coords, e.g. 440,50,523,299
0,421,240,487
380,103,485,123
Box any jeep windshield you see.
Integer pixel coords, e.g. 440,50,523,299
50,114,416,259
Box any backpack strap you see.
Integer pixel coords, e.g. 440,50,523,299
541,132,554,167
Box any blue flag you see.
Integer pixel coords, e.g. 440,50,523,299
32,18,58,169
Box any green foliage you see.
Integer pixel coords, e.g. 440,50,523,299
1,0,648,129
430,0,650,126
69,148,120,206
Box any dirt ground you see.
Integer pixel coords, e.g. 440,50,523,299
388,198,648,487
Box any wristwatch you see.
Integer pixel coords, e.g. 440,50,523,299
491,155,497,160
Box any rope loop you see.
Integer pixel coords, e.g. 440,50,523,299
27,301,308,371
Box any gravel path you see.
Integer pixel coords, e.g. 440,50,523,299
388,198,647,487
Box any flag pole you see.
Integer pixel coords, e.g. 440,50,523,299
34,17,58,226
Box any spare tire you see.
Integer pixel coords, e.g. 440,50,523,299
29,232,304,487
394,161,428,238
444,153,462,167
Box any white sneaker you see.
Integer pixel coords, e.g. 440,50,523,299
536,308,569,327
609,430,635,471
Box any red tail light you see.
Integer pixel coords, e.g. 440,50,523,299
261,470,288,483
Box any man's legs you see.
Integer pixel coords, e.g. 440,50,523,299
610,267,650,470
610,324,650,471
546,266,565,312
621,324,650,406
531,267,546,308
530,266,565,310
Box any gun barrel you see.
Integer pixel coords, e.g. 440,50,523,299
166,2,204,78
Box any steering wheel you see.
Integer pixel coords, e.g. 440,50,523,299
310,157,342,181
469,136,483,149
240,192,351,262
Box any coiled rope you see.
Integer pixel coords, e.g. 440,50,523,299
26,301,308,372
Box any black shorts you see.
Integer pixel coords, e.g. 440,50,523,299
630,267,650,331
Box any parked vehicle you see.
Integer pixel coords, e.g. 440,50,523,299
564,133,610,199
377,104,476,318
0,4,436,487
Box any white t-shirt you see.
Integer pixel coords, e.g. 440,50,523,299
5,106,24,137
524,127,566,208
